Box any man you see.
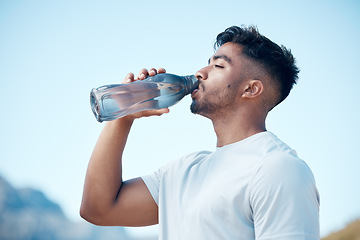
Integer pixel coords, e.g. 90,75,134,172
80,25,320,239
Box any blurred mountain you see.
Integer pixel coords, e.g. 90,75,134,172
321,219,360,240
0,175,156,240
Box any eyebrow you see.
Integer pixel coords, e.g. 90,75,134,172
208,54,232,64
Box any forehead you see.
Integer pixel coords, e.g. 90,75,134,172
213,42,244,60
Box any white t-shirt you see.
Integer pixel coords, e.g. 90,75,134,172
141,132,320,240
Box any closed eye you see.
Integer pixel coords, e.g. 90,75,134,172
215,65,224,68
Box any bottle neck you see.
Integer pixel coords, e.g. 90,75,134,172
182,75,199,95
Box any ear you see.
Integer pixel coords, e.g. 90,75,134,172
241,80,264,99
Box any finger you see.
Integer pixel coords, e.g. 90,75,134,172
158,68,166,74
142,108,170,117
123,72,135,83
154,108,170,115
149,68,157,76
137,68,149,80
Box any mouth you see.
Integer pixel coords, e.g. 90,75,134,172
191,81,203,98
191,88,199,98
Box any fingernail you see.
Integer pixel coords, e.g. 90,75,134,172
140,73,145,79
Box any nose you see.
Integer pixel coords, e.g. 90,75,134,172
195,66,209,81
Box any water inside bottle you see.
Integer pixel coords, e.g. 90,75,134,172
91,81,184,122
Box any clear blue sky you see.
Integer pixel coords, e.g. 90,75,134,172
1,0,359,237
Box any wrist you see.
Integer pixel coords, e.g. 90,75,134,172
115,115,135,125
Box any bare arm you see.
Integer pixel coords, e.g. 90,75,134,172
80,68,168,226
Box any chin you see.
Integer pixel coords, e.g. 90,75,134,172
190,101,198,114
190,102,212,120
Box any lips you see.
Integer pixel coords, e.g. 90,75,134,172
191,89,199,98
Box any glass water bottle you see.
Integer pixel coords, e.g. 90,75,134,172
90,73,198,122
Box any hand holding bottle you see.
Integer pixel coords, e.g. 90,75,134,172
121,67,170,121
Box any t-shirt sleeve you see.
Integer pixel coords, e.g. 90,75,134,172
250,152,320,240
141,168,162,206
140,151,210,207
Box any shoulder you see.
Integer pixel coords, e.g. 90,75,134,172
249,132,319,203
251,149,317,197
249,144,320,239
252,132,315,183
262,151,314,179
250,143,320,210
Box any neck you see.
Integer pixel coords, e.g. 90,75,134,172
210,110,267,148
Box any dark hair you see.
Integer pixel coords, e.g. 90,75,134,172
215,25,299,106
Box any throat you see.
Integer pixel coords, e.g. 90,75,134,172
212,115,266,147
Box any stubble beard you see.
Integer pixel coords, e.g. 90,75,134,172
190,84,238,117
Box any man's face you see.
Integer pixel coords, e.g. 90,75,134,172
191,42,248,118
